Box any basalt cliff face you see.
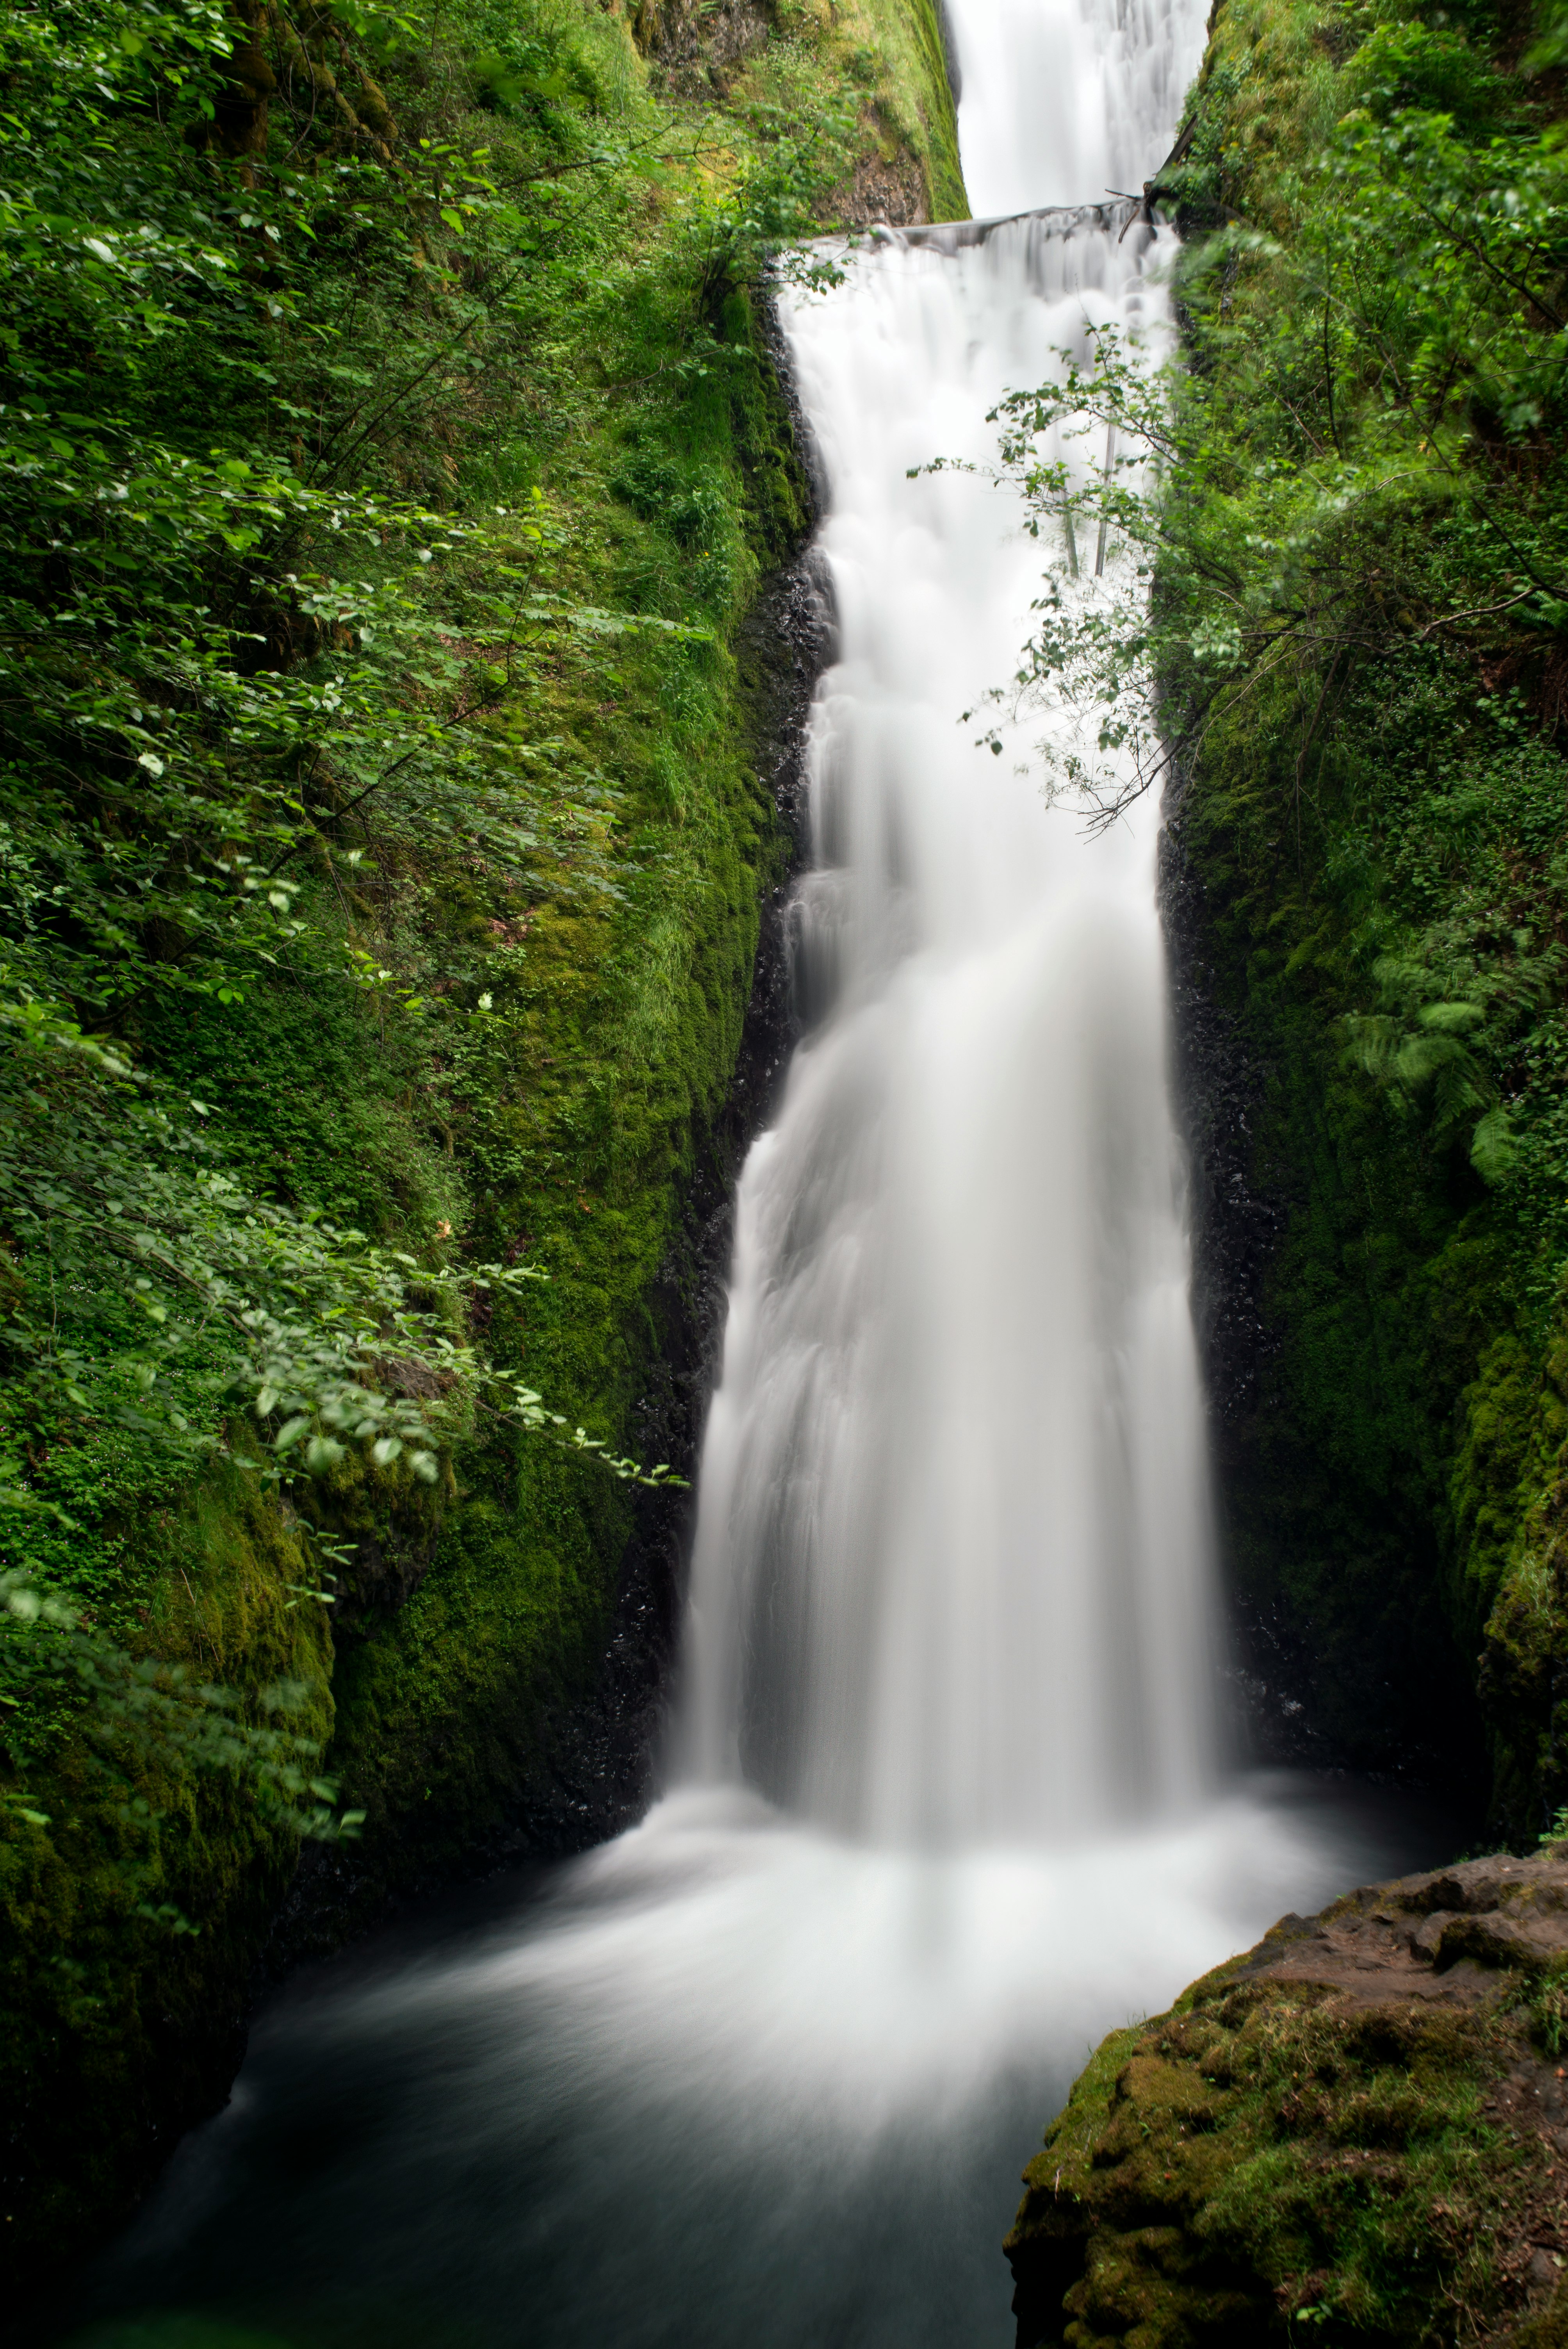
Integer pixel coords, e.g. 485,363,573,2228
1153,0,1568,1820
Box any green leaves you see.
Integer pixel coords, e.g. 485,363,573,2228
978,44,1568,825
1,1565,356,1848
675,87,861,301
0,1005,553,1515
1470,1106,1517,1186
0,0,735,1871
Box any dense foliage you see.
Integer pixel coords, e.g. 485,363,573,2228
0,0,966,2273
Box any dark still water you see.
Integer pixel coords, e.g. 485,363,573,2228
45,1775,1461,2349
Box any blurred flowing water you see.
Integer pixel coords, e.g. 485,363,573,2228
685,205,1207,1846
54,9,1463,2349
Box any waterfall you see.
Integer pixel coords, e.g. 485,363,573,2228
682,37,1213,1849
946,0,1208,217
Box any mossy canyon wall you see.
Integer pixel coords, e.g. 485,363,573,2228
0,0,961,2281
1158,0,1568,1833
14,0,1568,2312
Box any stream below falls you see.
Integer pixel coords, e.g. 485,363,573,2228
49,2,1470,2343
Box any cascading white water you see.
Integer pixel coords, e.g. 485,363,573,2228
78,14,1451,2348
679,0,1218,1845
682,204,1215,1847
948,0,1209,216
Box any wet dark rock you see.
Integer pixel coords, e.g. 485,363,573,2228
1159,779,1323,1769
1160,772,1487,1793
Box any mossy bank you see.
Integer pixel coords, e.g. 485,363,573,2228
0,0,963,2285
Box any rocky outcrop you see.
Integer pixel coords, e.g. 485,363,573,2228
1007,1849,1568,2345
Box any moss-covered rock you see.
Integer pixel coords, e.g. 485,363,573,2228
2,1467,333,2268
1008,1851,1568,2346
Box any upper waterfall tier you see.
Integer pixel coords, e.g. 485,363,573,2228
949,0,1209,217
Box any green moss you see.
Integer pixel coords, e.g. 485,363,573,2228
2,1465,331,2260
1011,1953,1543,2345
1182,667,1500,1773
1475,1336,1568,1832
1509,2289,1568,2347
852,0,969,219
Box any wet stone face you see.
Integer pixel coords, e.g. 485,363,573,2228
1005,1846,1568,2349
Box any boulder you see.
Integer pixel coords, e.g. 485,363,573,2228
1006,1847,1568,2346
